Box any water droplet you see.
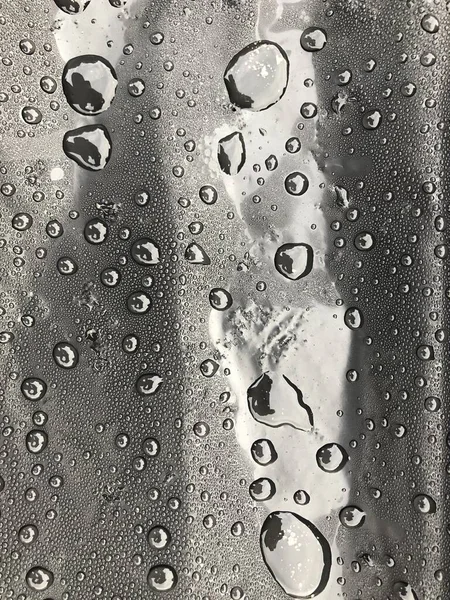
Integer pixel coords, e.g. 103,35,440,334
300,27,327,52
412,493,436,514
247,372,314,430
63,124,112,171
224,40,289,111
284,172,309,196
344,307,363,329
316,443,348,473
260,511,331,598
131,238,161,265
147,565,177,592
274,243,313,280
53,0,90,13
136,373,162,396
249,477,276,501
26,430,48,454
185,242,211,265
21,377,47,401
251,438,278,466
339,505,366,528
209,288,233,311
53,342,79,369
218,131,246,175
392,581,419,600
26,566,54,591
62,55,117,115
148,526,171,549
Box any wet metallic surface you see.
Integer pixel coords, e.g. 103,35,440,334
0,0,448,599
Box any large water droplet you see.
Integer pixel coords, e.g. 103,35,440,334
251,438,278,466
218,131,246,175
274,243,313,280
316,443,348,473
26,566,54,591
63,124,112,171
224,40,289,111
392,582,419,600
62,55,117,115
247,373,313,430
260,511,331,598
147,565,178,592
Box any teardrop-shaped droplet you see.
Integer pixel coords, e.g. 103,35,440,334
247,372,313,431
260,511,331,598
63,124,112,171
185,242,211,265
218,131,246,175
274,243,313,280
62,55,117,115
224,40,289,111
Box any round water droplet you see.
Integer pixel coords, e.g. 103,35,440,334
136,373,162,396
354,231,375,251
412,493,436,514
148,526,171,550
26,566,54,591
274,243,313,280
249,477,276,501
224,40,289,111
293,490,310,505
209,288,233,311
284,172,309,196
316,443,348,473
12,213,33,231
339,505,366,528
21,377,47,401
19,524,38,545
260,511,331,598
62,55,117,116
147,565,177,592
127,291,152,315
84,218,109,245
63,124,112,171
421,14,439,33
251,438,278,466
22,106,42,125
122,334,139,353
300,27,327,52
362,109,382,130
57,256,78,276
200,359,219,377
53,342,79,369
199,185,218,205
25,430,48,454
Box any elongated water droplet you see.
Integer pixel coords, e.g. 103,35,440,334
218,131,246,175
260,511,331,598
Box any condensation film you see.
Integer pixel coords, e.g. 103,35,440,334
0,1,447,599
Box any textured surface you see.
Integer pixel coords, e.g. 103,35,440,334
0,1,448,599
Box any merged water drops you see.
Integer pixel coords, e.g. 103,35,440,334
247,372,314,430
63,125,112,171
62,55,118,116
260,512,331,598
224,40,289,111
274,243,314,280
